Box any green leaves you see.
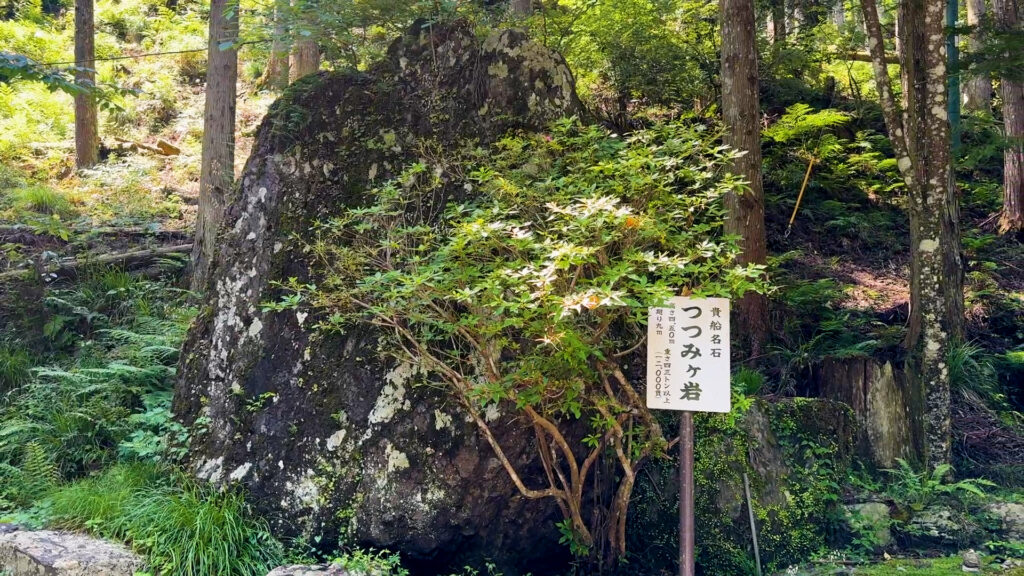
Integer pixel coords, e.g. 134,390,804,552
763,103,851,145
309,118,768,422
883,458,997,511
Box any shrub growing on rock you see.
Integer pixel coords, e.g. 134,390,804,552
297,118,767,562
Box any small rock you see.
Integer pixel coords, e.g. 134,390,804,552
266,565,352,576
962,549,981,573
909,506,962,545
1002,558,1024,570
845,502,893,548
0,525,19,535
986,501,1024,542
155,139,181,156
0,530,144,576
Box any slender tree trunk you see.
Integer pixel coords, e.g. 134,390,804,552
720,0,770,362
861,0,964,469
995,0,1024,232
192,0,238,291
963,0,992,112
771,0,789,43
289,39,319,82
74,0,98,169
266,0,290,90
511,0,533,13
833,0,847,26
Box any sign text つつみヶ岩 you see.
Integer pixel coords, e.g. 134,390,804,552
646,297,730,413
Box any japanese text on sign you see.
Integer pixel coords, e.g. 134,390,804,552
646,297,730,413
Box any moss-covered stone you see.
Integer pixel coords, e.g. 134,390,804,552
174,20,578,575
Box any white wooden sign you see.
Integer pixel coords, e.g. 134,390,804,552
646,297,731,413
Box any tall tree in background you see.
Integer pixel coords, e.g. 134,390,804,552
861,0,964,469
964,0,993,112
995,0,1023,233
74,0,98,169
289,39,319,82
511,0,533,13
769,0,788,44
192,0,239,291
720,0,769,361
832,0,847,26
266,0,290,89
288,0,319,84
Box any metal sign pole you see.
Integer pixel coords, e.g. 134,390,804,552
679,411,695,576
648,297,729,576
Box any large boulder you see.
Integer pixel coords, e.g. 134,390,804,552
174,20,579,574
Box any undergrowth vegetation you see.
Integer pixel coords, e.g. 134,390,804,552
0,270,291,575
44,464,283,576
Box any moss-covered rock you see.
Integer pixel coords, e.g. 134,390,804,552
174,20,579,575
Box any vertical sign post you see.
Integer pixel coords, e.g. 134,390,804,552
647,297,731,576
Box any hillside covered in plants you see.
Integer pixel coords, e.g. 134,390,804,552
0,0,1022,575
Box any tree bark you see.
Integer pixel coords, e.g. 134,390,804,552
289,38,319,83
720,0,770,362
963,0,993,112
860,0,964,470
770,0,788,44
266,0,290,90
74,0,98,169
995,0,1024,233
832,0,847,26
511,0,533,14
192,0,239,291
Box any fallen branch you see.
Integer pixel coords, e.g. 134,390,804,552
845,51,898,64
111,137,182,156
0,243,191,281
0,224,190,242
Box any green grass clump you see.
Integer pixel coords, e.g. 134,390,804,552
8,185,77,218
0,164,26,191
0,342,32,391
947,340,999,394
47,463,284,576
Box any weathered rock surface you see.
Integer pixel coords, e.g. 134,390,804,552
174,20,579,574
844,502,893,549
985,501,1024,542
961,549,982,573
0,529,144,576
818,357,916,468
909,506,963,545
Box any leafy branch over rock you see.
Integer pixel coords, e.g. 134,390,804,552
293,118,767,561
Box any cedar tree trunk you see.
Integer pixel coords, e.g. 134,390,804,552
266,0,290,90
721,0,770,361
861,0,964,469
995,0,1024,232
192,0,239,291
964,0,993,112
74,0,98,169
